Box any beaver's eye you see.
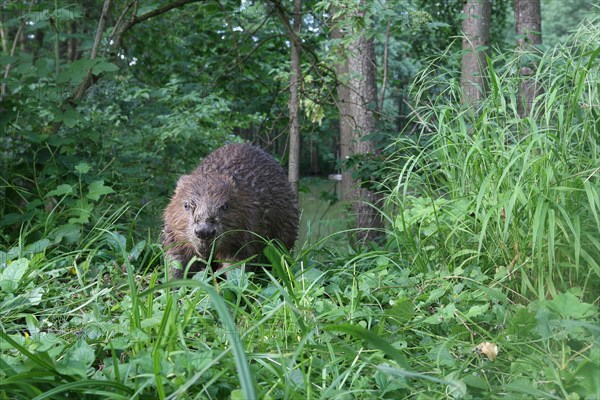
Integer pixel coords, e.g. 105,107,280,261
183,201,190,211
220,202,229,212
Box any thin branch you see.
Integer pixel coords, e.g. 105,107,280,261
136,0,200,24
269,0,338,113
0,19,8,54
72,0,111,102
378,19,390,112
216,0,244,74
111,0,203,55
92,0,111,58
105,0,135,56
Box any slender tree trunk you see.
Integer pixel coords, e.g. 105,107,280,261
378,19,391,112
310,142,319,175
287,0,302,195
67,21,77,62
0,20,7,54
332,4,383,243
515,0,543,118
460,0,491,107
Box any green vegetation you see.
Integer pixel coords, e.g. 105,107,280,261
1,1,599,399
297,178,347,247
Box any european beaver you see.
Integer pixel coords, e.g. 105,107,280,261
162,143,299,278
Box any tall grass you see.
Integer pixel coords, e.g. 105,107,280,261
388,17,600,302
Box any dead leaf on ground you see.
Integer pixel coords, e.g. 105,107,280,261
474,342,499,361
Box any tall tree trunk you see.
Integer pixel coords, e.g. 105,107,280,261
460,0,491,107
287,0,302,195
332,4,383,243
515,0,542,118
67,21,78,62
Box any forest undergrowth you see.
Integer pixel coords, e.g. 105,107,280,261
1,17,599,400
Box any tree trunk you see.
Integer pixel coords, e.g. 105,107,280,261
460,0,491,107
67,21,78,62
515,0,543,118
332,4,384,243
287,0,302,195
310,141,319,175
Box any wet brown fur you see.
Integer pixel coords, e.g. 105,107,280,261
162,143,299,277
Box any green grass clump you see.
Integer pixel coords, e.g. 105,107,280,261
387,16,600,302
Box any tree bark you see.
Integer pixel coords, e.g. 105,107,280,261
515,0,543,118
287,0,302,195
332,4,383,243
460,0,491,107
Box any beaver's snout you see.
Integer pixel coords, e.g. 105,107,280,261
193,222,217,240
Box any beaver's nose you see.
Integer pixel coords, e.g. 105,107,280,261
194,223,216,239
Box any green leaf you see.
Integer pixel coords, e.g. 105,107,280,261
91,61,119,74
325,324,412,371
465,304,489,319
0,258,29,292
423,313,442,325
231,390,244,400
51,224,82,244
53,104,81,128
444,372,466,399
55,339,95,378
56,58,98,84
106,231,127,253
86,180,114,201
139,281,257,400
26,287,45,306
0,55,19,66
426,287,446,303
75,162,92,174
545,292,597,319
68,198,93,225
463,374,489,390
385,298,414,323
504,379,561,400
46,184,73,197
24,239,51,256
141,314,163,329
507,306,537,339
577,358,600,398
427,343,456,368
52,8,81,21
129,240,146,261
